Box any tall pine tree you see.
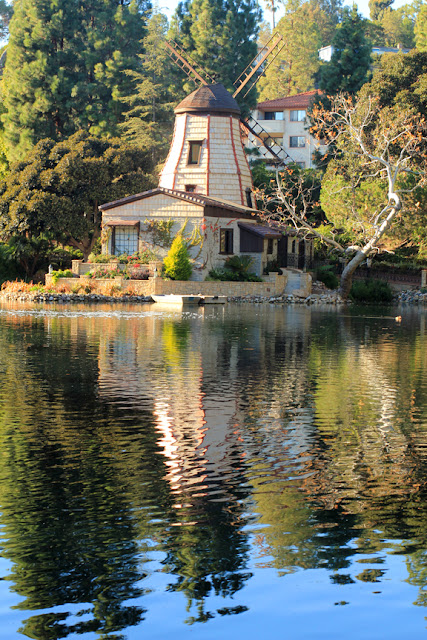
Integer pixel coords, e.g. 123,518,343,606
121,9,183,163
169,0,262,111
415,4,427,50
320,5,371,95
1,0,151,162
258,0,342,100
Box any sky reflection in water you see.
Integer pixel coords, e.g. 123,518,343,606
0,302,426,639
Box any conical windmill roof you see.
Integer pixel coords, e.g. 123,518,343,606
175,83,241,115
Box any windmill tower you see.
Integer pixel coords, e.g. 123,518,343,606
160,37,292,208
159,83,253,206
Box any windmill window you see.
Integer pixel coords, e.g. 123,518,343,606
289,136,305,148
185,184,196,192
290,110,306,121
245,188,253,208
220,229,234,254
188,141,203,165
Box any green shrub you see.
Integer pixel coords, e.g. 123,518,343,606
206,267,263,282
206,255,263,282
350,279,393,303
48,246,83,270
224,255,254,274
263,259,281,274
316,265,339,290
51,269,74,285
88,253,115,263
163,234,192,281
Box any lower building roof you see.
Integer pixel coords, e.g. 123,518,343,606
100,187,258,217
238,222,282,239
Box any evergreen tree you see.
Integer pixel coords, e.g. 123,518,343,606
320,5,371,95
163,234,192,280
1,0,151,162
415,5,427,50
121,9,183,163
369,0,393,21
358,49,427,127
379,7,415,48
258,0,342,101
169,0,261,111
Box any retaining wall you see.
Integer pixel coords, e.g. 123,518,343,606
45,273,288,298
71,260,163,277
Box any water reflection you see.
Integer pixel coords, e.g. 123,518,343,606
0,303,426,638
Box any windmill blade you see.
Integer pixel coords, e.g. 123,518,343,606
233,34,285,100
164,40,214,87
242,116,294,166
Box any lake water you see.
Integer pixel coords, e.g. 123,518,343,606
0,301,426,640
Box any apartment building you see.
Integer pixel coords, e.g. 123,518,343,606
248,90,327,169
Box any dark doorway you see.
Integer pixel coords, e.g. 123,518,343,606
277,235,288,268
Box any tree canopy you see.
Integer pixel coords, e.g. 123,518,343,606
257,92,427,297
319,5,372,95
415,5,427,51
1,0,151,162
169,0,261,111
258,0,343,100
121,9,183,163
0,132,156,260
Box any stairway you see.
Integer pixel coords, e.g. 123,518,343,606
284,269,302,294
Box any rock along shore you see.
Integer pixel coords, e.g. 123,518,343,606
0,286,426,306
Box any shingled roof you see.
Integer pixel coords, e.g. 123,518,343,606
99,187,257,215
257,90,321,111
175,83,241,115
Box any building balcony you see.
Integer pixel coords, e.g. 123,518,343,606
257,119,286,134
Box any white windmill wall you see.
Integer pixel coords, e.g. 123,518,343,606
159,113,254,207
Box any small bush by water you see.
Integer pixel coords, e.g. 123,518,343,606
315,265,339,290
350,279,393,303
207,255,263,282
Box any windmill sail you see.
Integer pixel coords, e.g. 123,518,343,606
164,38,294,168
164,40,214,86
233,33,285,100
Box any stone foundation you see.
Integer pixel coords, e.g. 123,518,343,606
45,272,288,297
71,260,163,277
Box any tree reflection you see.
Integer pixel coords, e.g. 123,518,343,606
0,304,426,637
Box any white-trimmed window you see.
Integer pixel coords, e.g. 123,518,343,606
290,110,306,121
113,226,138,255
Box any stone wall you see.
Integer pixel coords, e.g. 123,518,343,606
45,272,288,298
71,260,163,277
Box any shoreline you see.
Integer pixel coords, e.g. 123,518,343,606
1,289,426,306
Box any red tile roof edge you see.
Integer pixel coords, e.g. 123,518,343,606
257,90,322,110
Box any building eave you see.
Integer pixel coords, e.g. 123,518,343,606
100,187,258,217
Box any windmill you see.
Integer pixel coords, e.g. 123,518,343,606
163,35,294,169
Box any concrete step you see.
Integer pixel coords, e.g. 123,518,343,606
284,273,302,294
